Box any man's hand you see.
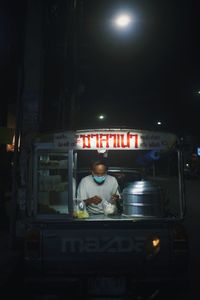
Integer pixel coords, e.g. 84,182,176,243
86,195,102,205
110,194,120,203
91,195,102,204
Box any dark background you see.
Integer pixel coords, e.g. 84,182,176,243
0,2,200,297
1,0,200,135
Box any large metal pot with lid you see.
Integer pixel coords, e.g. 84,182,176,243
122,180,165,217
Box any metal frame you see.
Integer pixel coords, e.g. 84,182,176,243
32,143,74,219
29,129,186,221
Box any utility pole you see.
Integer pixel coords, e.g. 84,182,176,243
10,0,43,247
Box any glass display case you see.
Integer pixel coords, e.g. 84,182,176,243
37,151,69,214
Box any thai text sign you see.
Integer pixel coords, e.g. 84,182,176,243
54,130,177,150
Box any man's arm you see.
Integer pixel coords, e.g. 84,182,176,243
85,195,102,206
110,177,121,203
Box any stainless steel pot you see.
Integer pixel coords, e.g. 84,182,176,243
122,181,164,217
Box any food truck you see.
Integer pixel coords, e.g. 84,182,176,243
17,128,189,299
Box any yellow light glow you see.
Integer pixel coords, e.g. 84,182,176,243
152,238,160,248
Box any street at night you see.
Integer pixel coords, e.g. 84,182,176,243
1,1,200,299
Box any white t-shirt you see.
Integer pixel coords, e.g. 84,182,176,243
77,175,120,214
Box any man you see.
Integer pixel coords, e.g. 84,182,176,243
77,161,120,215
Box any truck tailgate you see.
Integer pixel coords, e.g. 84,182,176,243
42,226,171,276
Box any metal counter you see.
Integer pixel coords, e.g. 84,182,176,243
74,213,170,221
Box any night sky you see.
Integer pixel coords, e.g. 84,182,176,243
79,0,200,134
1,0,200,135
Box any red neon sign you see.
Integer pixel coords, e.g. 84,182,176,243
78,132,138,149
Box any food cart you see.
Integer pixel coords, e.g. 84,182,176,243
19,128,189,299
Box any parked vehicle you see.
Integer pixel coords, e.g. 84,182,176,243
14,128,189,299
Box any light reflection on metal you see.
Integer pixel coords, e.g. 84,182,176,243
7,134,21,152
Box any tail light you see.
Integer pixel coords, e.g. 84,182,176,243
145,236,161,259
25,228,41,259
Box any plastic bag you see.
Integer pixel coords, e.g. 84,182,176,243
102,200,117,216
73,199,89,219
